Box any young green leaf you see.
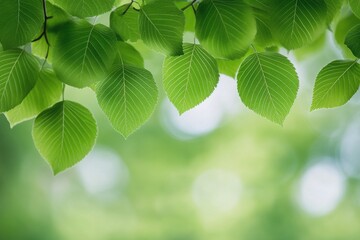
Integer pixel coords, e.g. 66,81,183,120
0,0,43,49
163,44,219,114
115,42,144,68
139,0,185,56
110,4,140,42
270,0,327,49
311,60,360,110
5,69,62,127
32,101,97,174
237,52,299,124
345,24,360,58
96,65,158,138
53,0,115,18
195,0,256,59
0,49,40,112
53,20,117,88
349,0,360,19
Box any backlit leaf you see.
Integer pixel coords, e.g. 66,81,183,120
270,0,327,49
237,52,299,124
139,0,185,56
33,101,97,174
311,60,360,110
53,20,117,88
5,69,62,127
115,41,144,68
110,4,140,42
0,49,40,112
96,65,158,138
163,44,219,113
195,0,256,59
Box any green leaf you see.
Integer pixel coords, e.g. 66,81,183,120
217,58,243,79
115,41,144,68
163,44,219,113
0,0,43,49
0,49,40,112
53,20,117,88
5,69,62,127
96,65,158,138
349,0,360,19
53,0,115,17
195,0,256,59
32,101,97,174
270,0,327,49
345,24,360,58
110,4,140,42
335,13,360,58
139,0,185,56
311,60,360,110
237,52,299,124
324,0,343,24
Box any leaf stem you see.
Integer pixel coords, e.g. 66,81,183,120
182,0,197,11
122,0,135,15
62,84,65,101
32,0,51,61
250,44,258,53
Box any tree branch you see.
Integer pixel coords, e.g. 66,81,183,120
32,0,51,60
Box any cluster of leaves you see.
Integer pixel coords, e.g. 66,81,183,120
0,0,359,174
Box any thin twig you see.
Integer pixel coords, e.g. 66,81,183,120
122,0,134,15
181,0,197,11
32,0,51,61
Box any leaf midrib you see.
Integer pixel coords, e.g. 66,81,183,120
316,61,358,105
180,45,197,110
209,0,230,42
79,24,95,85
253,52,281,120
141,9,168,44
290,0,299,39
0,50,24,103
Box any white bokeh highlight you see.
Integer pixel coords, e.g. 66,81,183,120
76,148,129,196
297,160,345,216
192,169,242,216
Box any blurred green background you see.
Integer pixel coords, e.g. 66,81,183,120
2,13,360,240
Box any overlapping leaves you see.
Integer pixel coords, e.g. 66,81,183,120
53,19,117,88
270,0,327,49
195,0,256,59
139,0,185,56
1,0,359,174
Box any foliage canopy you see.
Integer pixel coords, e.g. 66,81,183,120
0,0,359,174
